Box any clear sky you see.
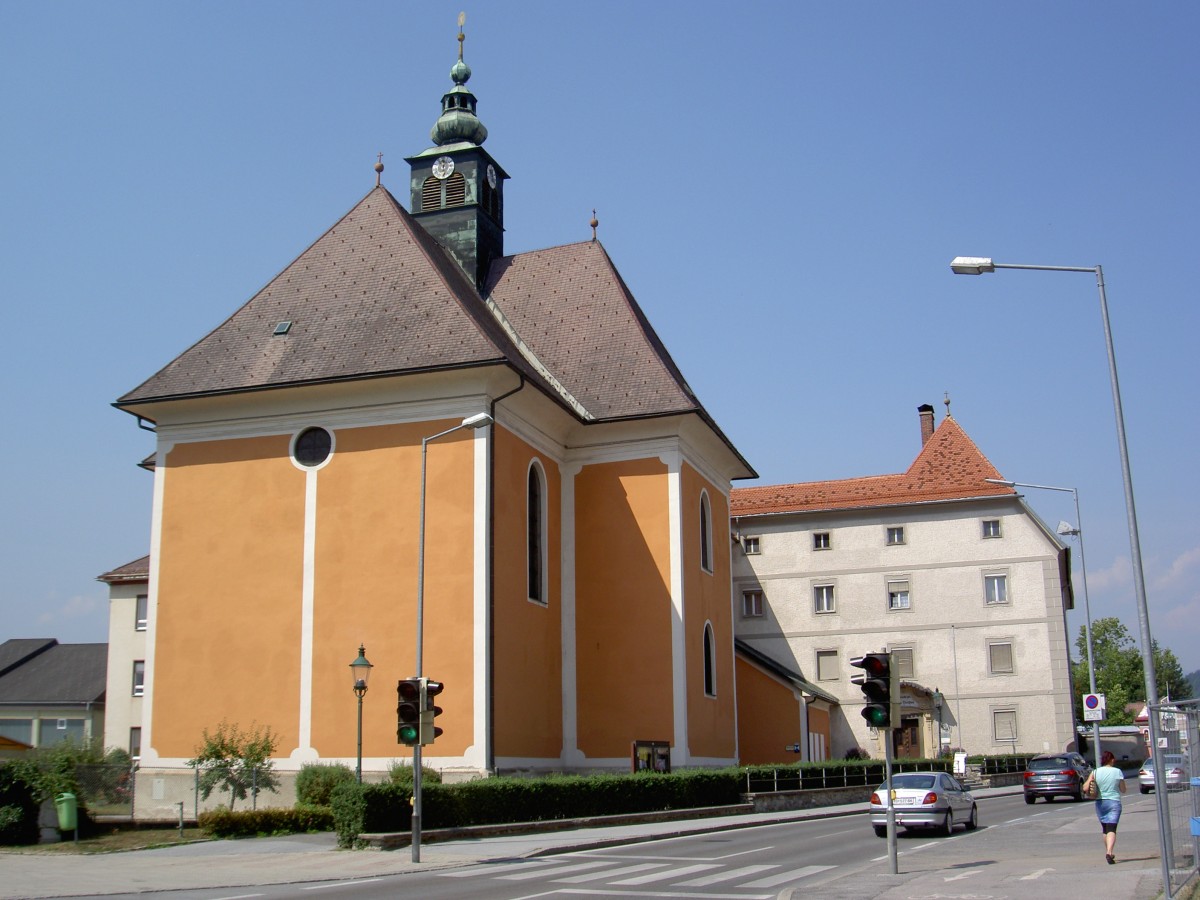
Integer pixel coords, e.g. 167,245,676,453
3,2,1197,679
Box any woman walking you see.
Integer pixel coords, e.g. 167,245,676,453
1084,750,1127,864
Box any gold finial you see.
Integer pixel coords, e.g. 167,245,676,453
943,391,952,416
374,152,384,186
457,11,466,60
590,209,599,241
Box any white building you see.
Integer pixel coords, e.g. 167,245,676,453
731,404,1076,759
99,555,149,761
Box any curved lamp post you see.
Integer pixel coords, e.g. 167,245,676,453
952,257,1173,896
349,645,373,783
411,411,493,863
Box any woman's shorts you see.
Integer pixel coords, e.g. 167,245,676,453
1096,799,1122,826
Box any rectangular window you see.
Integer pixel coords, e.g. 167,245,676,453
887,579,911,610
891,647,914,679
813,583,836,614
742,590,764,618
813,532,831,550
993,708,1018,743
886,526,905,546
816,649,839,681
742,536,761,555
135,594,148,631
988,641,1014,675
984,573,1008,605
132,660,145,697
982,519,1001,539
0,719,33,746
130,727,142,760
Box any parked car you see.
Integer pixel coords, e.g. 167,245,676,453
1023,752,1093,803
1138,754,1191,793
869,771,978,837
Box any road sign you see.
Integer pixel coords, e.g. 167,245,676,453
1083,693,1106,722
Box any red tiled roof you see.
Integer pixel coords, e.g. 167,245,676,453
97,555,150,584
731,417,1013,516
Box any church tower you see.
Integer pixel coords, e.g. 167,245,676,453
406,19,508,291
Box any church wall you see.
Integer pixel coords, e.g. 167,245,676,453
733,657,803,765
491,426,563,760
681,463,737,760
574,458,674,760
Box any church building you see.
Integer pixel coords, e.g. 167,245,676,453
114,27,761,814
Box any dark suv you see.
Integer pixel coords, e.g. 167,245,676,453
1023,752,1093,803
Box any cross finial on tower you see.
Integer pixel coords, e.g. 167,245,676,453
374,152,384,186
590,209,599,242
943,391,952,417
457,11,466,61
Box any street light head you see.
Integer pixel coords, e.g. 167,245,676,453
1057,520,1081,537
984,477,1016,488
461,412,493,429
950,256,995,275
349,644,373,692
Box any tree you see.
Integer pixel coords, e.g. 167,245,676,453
1072,618,1193,726
187,721,279,810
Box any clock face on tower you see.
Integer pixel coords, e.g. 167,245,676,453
432,156,455,180
486,164,497,189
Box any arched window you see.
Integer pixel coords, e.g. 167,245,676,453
527,461,547,604
703,622,716,697
699,490,713,574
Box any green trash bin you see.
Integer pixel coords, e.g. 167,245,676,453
54,793,77,831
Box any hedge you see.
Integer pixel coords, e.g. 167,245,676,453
198,804,334,838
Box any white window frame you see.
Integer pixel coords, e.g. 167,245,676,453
135,593,148,631
982,519,1002,539
699,490,713,575
983,571,1009,605
887,578,911,611
988,640,1015,675
813,583,836,614
742,535,761,555
886,526,906,545
891,647,915,679
816,649,840,682
742,589,764,618
132,660,145,697
813,532,831,551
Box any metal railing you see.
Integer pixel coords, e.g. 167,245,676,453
1147,699,1199,898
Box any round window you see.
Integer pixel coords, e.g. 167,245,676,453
294,427,332,467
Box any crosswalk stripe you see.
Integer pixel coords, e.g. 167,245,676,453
554,862,668,883
437,860,554,878
497,860,612,880
611,863,723,885
741,864,835,888
675,864,780,886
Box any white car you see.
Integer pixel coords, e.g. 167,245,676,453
869,771,978,837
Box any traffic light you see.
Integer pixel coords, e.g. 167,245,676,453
397,677,422,746
851,652,893,728
420,678,444,746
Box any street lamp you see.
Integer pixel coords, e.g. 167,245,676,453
985,477,1100,765
349,645,373,783
953,258,1173,895
411,411,493,863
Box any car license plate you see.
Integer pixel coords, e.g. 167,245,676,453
894,798,916,805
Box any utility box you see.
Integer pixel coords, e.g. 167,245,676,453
54,793,77,831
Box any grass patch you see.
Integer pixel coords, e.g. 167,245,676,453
3,826,209,855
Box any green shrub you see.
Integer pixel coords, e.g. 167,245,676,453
198,805,333,838
296,763,356,806
386,760,441,786
0,764,39,845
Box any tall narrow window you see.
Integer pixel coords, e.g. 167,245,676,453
814,583,836,614
527,462,546,604
129,727,142,760
699,491,713,574
984,573,1008,605
132,660,145,697
993,708,1018,744
135,594,148,631
703,623,716,697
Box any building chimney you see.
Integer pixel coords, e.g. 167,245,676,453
918,404,935,445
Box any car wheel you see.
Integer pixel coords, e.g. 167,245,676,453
941,811,954,837
1074,789,1083,802
1140,786,1151,794
966,804,978,831
1024,794,1036,805
874,825,887,838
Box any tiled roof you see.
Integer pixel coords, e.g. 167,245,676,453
118,187,536,406
97,555,150,584
731,416,1013,516
0,640,107,705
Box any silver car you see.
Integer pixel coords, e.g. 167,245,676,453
1138,754,1191,793
869,771,978,837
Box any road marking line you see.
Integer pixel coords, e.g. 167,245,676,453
302,880,381,890
1021,867,1056,880
611,864,722,885
675,864,779,886
554,862,667,883
741,864,835,888
499,860,613,880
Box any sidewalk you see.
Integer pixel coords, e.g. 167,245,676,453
0,786,1172,900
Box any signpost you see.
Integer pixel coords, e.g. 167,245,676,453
1083,693,1106,722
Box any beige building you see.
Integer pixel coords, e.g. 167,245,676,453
98,555,149,761
731,404,1077,759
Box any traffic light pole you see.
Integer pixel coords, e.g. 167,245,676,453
885,728,897,875
411,744,422,862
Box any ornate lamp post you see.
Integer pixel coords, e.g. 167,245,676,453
349,645,373,783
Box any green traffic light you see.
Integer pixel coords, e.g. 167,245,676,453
862,705,890,727
398,723,419,743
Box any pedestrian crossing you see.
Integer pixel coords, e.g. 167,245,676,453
436,855,835,896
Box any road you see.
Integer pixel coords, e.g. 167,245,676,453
89,792,1124,900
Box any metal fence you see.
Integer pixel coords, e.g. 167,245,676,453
744,760,953,794
74,764,135,818
1147,699,1199,898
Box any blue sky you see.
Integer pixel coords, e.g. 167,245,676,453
3,2,1198,679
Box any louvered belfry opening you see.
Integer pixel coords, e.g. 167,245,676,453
444,172,466,206
421,176,441,212
420,172,468,211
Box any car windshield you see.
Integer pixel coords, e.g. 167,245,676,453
887,774,937,790
1029,757,1072,770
